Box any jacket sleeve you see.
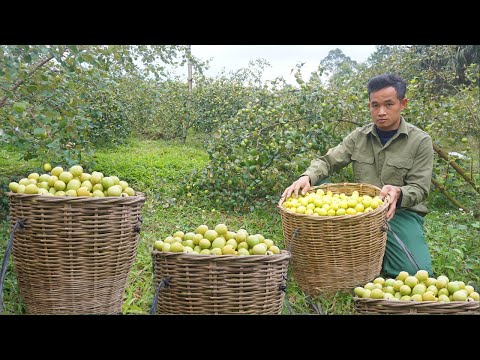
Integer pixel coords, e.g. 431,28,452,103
301,131,356,186
399,136,434,208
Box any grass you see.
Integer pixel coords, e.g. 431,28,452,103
0,136,479,315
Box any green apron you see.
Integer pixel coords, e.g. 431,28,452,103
382,209,432,278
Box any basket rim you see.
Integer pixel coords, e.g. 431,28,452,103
152,249,290,261
7,191,146,203
354,296,480,307
278,182,389,220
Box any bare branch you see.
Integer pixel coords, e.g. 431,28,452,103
0,54,55,108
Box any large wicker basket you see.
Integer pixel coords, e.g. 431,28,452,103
7,192,146,314
152,250,290,314
354,297,480,314
278,183,389,295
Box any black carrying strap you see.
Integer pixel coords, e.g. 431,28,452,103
150,276,172,315
384,221,421,272
0,219,26,313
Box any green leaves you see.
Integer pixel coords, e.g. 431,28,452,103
13,102,28,113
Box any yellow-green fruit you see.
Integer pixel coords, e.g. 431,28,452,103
173,231,185,239
237,248,250,256
264,239,274,248
252,243,267,255
69,165,83,177
48,175,58,187
268,245,280,254
153,240,164,251
107,185,122,197
198,238,211,249
92,190,105,197
77,187,91,197
38,174,50,183
214,223,228,235
170,242,184,253
415,270,429,282
204,230,218,241
192,234,203,245
196,225,208,235
370,289,384,299
211,237,226,249
124,187,135,196
469,292,479,301
222,245,235,255
54,180,66,191
92,183,103,192
66,179,81,191
226,239,238,250
24,184,39,194
452,290,467,301
80,173,91,182
65,189,77,197
210,248,222,255
8,182,19,192
101,177,114,190
81,181,93,191
354,287,365,297
43,163,52,172
90,173,103,185
118,181,128,190
59,172,73,184
51,167,63,177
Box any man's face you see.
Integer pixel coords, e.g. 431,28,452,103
368,86,407,131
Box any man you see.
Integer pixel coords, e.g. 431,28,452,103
280,73,434,277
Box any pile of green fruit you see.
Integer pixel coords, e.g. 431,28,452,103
282,189,384,216
154,223,281,256
8,163,136,197
354,270,479,302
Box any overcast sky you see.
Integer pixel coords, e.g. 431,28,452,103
188,45,377,84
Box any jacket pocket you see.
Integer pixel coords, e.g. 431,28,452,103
383,157,414,186
351,152,374,182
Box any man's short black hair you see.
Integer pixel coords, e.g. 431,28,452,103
368,74,407,100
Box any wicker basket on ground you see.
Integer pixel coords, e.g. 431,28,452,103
354,297,479,314
6,192,146,314
278,183,389,296
151,249,290,314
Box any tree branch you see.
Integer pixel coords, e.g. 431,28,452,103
431,177,469,211
433,143,479,193
0,54,55,108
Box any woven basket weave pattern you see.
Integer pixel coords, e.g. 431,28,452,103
152,250,290,314
354,297,480,314
8,192,145,314
279,183,388,295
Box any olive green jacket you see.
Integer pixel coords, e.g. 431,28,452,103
301,117,434,215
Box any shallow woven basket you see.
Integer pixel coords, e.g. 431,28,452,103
7,192,146,315
152,250,290,314
278,183,389,296
354,297,480,314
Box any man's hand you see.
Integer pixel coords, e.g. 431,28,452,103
379,185,402,221
278,176,311,206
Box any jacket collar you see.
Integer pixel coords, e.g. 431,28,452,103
361,116,409,136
